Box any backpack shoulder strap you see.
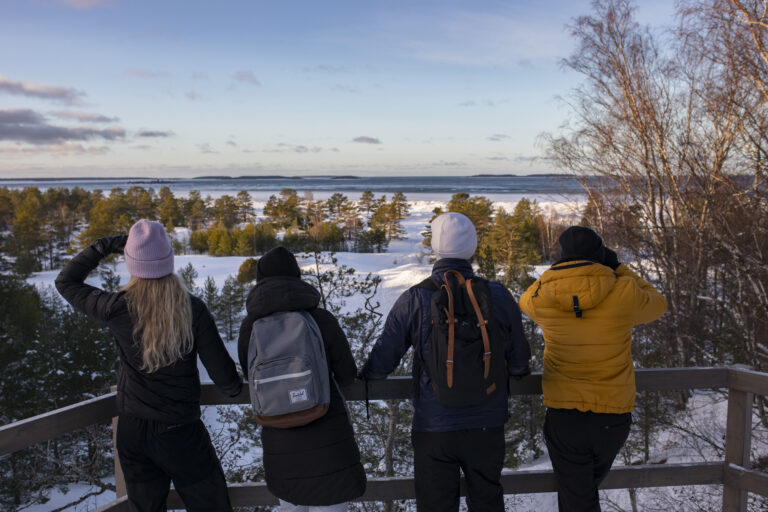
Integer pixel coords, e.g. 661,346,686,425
466,279,492,379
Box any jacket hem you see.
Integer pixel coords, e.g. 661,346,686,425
543,399,633,414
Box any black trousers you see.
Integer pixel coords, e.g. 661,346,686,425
116,415,232,512
544,408,631,512
412,427,505,512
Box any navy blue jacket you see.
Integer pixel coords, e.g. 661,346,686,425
361,258,531,432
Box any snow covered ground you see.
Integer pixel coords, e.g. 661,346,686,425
24,195,739,511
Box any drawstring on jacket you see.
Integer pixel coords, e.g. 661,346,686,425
572,296,583,318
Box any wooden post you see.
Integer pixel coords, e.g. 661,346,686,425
111,387,126,499
724,369,754,511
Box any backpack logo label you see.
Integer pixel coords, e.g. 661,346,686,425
289,388,308,403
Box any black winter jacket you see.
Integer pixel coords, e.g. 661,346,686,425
237,275,366,506
362,258,531,432
55,238,242,424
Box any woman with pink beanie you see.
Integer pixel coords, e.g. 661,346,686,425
56,219,242,512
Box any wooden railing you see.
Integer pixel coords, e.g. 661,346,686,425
1,367,767,511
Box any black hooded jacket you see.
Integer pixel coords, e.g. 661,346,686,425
237,275,366,506
55,239,242,424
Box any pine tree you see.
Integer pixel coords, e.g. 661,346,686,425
219,276,246,341
325,193,350,220
185,190,208,231
236,190,254,223
264,189,302,229
214,229,234,256
237,258,259,284
157,186,181,228
357,190,376,215
212,195,239,228
11,188,45,274
178,263,200,294
202,276,219,323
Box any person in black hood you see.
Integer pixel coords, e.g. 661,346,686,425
237,246,366,511
56,220,242,512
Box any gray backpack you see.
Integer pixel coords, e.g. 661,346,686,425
247,310,331,428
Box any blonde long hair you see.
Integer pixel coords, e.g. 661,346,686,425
123,273,194,373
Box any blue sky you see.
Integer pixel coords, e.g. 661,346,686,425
0,0,674,178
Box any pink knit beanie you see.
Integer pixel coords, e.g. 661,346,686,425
124,219,174,278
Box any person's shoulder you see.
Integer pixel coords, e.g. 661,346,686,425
310,307,336,322
484,278,512,296
188,293,209,314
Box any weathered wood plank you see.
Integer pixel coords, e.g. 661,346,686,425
93,495,129,512
0,367,742,461
162,462,726,509
199,367,730,406
601,462,723,489
636,367,729,391
723,388,753,511
0,392,117,456
728,368,768,395
724,463,768,498
166,482,281,509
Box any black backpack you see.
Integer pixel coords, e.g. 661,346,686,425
415,270,508,407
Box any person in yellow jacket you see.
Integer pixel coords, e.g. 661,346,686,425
520,226,666,512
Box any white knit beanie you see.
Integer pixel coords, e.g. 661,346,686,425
431,212,477,260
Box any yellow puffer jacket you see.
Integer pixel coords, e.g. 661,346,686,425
519,261,667,414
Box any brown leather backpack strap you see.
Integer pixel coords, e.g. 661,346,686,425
442,279,456,389
466,279,491,379
443,269,466,286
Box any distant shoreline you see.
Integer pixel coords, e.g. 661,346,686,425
0,173,575,182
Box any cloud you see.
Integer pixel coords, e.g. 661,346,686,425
0,75,86,105
302,64,350,74
432,160,464,166
459,98,509,108
185,91,201,101
487,156,509,161
136,130,174,138
275,143,322,153
265,143,323,153
190,72,209,80
0,141,109,155
352,136,381,144
124,69,170,79
301,64,375,74
50,110,119,123
517,58,535,69
226,140,237,147
197,143,218,154
513,155,553,163
56,0,110,9
332,84,359,94
0,109,124,145
487,133,510,142
233,70,261,86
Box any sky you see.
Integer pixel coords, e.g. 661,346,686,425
0,0,674,178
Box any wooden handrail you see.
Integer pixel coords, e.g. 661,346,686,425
3,366,767,511
1,367,732,457
0,391,117,456
93,462,732,511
